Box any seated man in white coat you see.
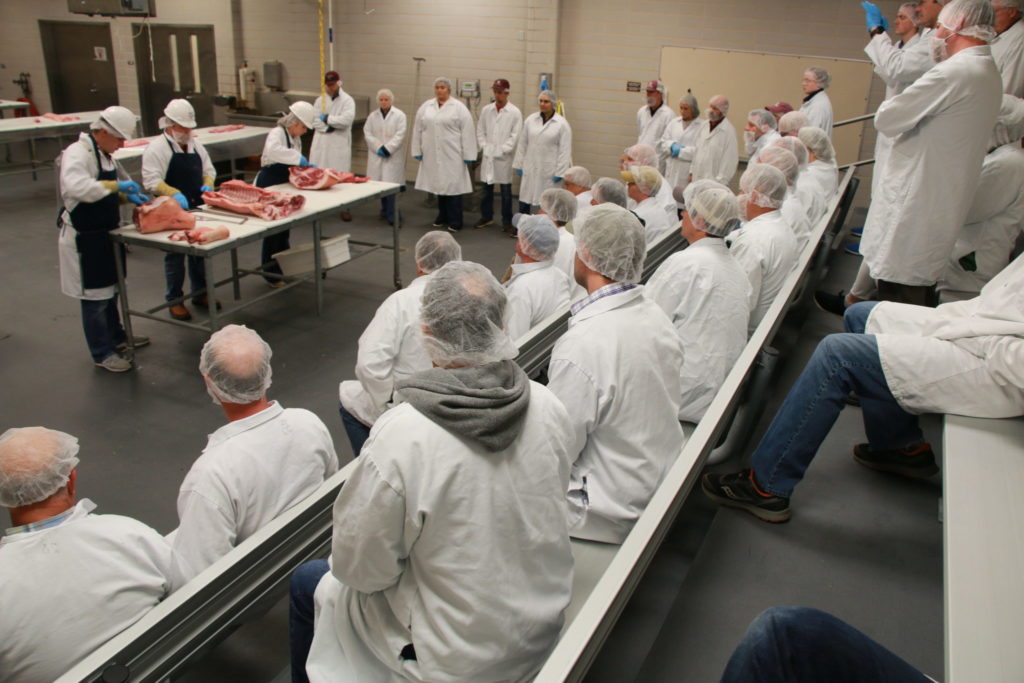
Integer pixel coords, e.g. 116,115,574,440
704,251,1024,523
646,182,751,424
744,108,782,164
797,126,839,198
772,135,828,223
170,325,338,586
564,165,594,218
548,204,686,544
538,188,584,298
758,146,816,247
622,165,674,245
621,143,678,226
339,231,462,453
505,215,574,339
0,427,175,681
299,261,575,683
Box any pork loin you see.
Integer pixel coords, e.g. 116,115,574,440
133,195,196,234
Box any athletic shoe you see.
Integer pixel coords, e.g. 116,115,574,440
115,335,150,352
432,220,447,228
447,225,462,233
844,242,861,256
474,218,494,229
701,469,791,523
95,353,132,373
850,226,863,237
852,442,939,478
813,290,847,317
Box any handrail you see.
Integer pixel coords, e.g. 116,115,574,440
834,112,876,127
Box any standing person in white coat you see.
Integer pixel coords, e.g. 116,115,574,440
799,66,834,137
860,0,1004,306
298,262,575,683
690,95,739,186
703,251,1024,523
412,77,477,231
337,231,462,454
505,215,574,339
636,79,675,172
548,204,686,544
744,109,782,164
622,165,673,245
363,88,407,226
475,78,523,230
647,183,751,424
169,325,337,586
0,427,175,681
659,92,705,209
991,0,1024,95
513,89,572,213
311,71,356,223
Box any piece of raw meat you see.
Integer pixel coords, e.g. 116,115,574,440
208,124,246,134
168,225,230,244
289,167,348,190
201,180,305,221
124,138,151,148
41,113,81,123
133,195,197,234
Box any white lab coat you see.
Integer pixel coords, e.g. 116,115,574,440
548,286,686,543
477,101,523,185
626,169,680,227
170,402,337,585
306,384,575,683
0,500,174,682
646,238,751,422
800,89,834,138
635,194,674,246
802,160,838,200
364,106,408,185
867,251,1024,417
339,274,434,426
551,226,587,301
781,188,816,248
659,116,705,204
513,112,572,206
140,132,216,193
727,210,800,334
411,97,476,196
747,129,781,164
311,89,356,172
939,144,1024,301
575,189,594,219
637,103,676,171
861,45,1004,286
261,125,303,167
690,118,739,186
505,260,573,340
992,19,1024,97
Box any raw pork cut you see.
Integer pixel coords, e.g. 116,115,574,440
289,167,371,189
208,124,246,134
124,138,151,148
40,113,81,123
168,225,230,244
201,180,305,221
133,195,196,234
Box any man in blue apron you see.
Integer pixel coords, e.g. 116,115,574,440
141,99,217,321
58,106,149,372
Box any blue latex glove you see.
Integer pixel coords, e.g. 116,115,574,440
670,142,682,157
172,192,189,210
299,154,311,167
552,176,563,183
379,146,391,158
861,1,888,31
117,180,141,194
414,155,423,161
200,185,213,193
514,168,523,177
127,193,149,206
319,113,329,123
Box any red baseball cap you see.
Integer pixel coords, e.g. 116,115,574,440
765,101,793,115
646,80,664,93
492,78,511,92
324,71,341,84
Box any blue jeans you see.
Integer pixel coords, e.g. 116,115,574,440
289,558,331,683
380,195,398,225
435,195,463,229
480,183,512,225
750,302,922,498
81,297,126,362
843,301,877,334
262,230,291,282
164,253,207,302
720,606,931,683
339,404,371,456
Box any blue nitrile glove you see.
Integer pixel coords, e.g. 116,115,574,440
670,142,682,157
200,185,213,193
861,1,888,32
127,193,149,206
117,180,141,194
514,168,523,177
376,147,387,157
172,193,189,210
552,176,563,183
414,155,423,161
299,154,311,167
320,113,329,123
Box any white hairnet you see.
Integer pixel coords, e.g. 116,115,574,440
899,2,922,27
377,88,395,102
539,188,578,223
778,110,810,136
805,66,832,89
624,143,659,167
681,178,730,210
621,165,662,196
419,261,518,367
591,177,628,208
434,77,454,92
993,0,1021,10
773,135,809,168
518,214,561,261
539,89,557,102
798,126,836,162
575,204,647,284
278,112,300,129
679,92,699,112
757,146,800,186
0,427,80,507
740,164,788,209
939,0,997,40
564,165,592,188
688,186,742,237
415,230,462,272
199,324,273,404
709,95,730,116
748,109,777,132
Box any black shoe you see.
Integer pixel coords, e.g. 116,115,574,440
701,469,791,523
474,218,494,229
852,443,938,479
814,290,847,317
432,219,447,228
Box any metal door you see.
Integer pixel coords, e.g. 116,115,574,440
133,24,217,135
39,21,118,113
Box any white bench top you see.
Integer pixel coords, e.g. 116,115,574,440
112,125,269,162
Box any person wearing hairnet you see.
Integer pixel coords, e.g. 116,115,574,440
0,427,175,681
57,105,149,373
622,165,673,245
860,0,1003,306
646,184,751,423
412,77,477,231
538,189,583,293
799,66,834,137
141,99,217,322
169,325,337,586
338,231,462,454
563,165,594,219
690,95,739,187
727,164,800,334
621,143,678,226
513,90,572,214
300,261,575,683
659,92,705,207
257,100,317,285
758,146,816,247
797,126,839,198
991,0,1024,96
363,88,407,226
311,71,356,221
777,110,809,137
772,136,827,225
744,109,782,164
505,215,574,339
636,79,674,172
475,78,523,231
547,204,686,543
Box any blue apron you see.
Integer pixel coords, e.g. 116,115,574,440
255,127,293,188
68,134,124,290
164,136,205,208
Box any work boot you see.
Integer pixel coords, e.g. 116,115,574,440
95,353,132,373
169,304,192,321
813,290,847,317
853,442,939,479
701,469,791,523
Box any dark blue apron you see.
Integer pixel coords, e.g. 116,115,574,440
255,127,293,188
164,136,205,208
68,134,124,290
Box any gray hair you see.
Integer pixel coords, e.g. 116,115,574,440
377,88,395,101
591,177,628,208
564,165,592,188
0,427,80,507
415,230,462,273
678,92,699,112
805,66,832,89
199,324,273,404
539,188,578,223
748,108,778,131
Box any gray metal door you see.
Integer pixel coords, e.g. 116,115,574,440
39,21,118,113
133,24,217,136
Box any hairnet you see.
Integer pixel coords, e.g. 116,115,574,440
748,109,777,132
434,77,453,92
938,0,997,41
739,164,788,209
0,427,80,507
539,188,578,223
377,88,395,102
688,186,741,237
778,110,810,136
798,126,836,162
199,324,273,404
591,177,628,208
518,214,561,260
415,230,462,272
419,261,518,367
805,66,832,89
624,143,659,167
757,146,800,186
678,92,699,112
681,178,730,210
575,204,647,284
899,2,922,27
709,95,730,116
993,0,1021,10
564,165,592,188
621,165,663,196
539,89,556,102
772,135,809,168
278,112,300,129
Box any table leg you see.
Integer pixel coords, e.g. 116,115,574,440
204,254,219,332
314,220,323,316
113,242,136,365
231,248,241,300
29,137,37,182
393,192,402,289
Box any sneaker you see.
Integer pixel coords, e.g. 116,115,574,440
813,290,847,317
432,220,447,228
844,242,861,256
474,218,494,229
447,225,462,233
701,469,791,523
852,443,939,478
169,304,192,321
850,226,863,237
115,335,150,353
95,353,132,373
